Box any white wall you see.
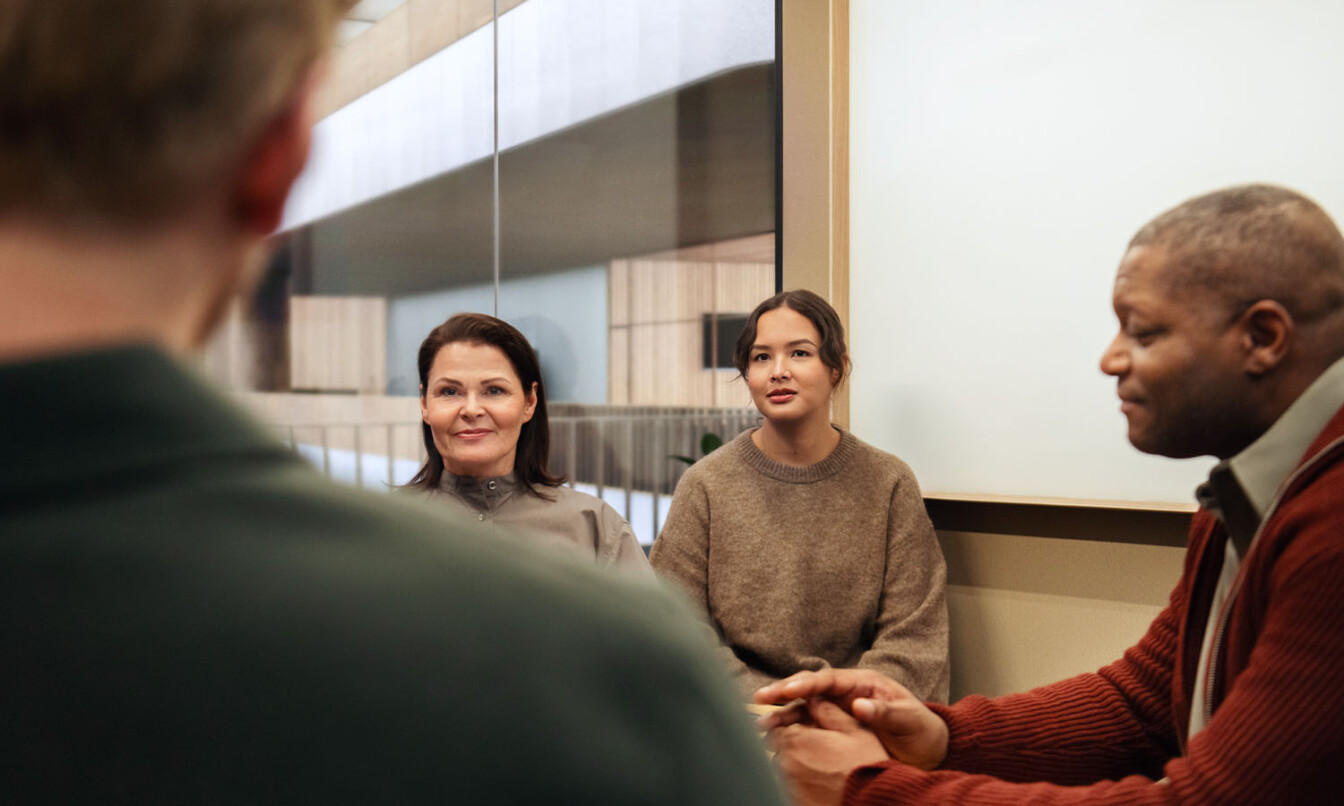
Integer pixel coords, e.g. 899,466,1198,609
849,0,1344,504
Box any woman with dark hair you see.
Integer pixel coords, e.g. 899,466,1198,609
409,313,650,574
650,289,949,699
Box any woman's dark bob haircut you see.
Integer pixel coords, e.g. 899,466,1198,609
406,312,565,496
732,288,851,387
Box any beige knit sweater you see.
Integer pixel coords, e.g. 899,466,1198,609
651,427,949,701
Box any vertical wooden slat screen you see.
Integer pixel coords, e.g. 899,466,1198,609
289,296,388,394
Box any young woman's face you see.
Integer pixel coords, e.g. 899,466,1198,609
745,306,839,427
420,341,537,479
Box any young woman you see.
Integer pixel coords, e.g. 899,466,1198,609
650,289,949,699
408,313,651,575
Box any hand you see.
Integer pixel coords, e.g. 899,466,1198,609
756,669,949,770
755,668,910,712
770,699,891,806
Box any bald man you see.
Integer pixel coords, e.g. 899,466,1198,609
756,184,1344,805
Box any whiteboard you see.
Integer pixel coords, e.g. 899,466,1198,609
849,0,1344,506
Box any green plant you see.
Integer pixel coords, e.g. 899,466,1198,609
670,432,723,466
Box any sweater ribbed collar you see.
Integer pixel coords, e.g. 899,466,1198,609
735,426,857,483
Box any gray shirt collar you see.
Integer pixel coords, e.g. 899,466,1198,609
1196,355,1344,554
440,471,517,512
1228,355,1344,517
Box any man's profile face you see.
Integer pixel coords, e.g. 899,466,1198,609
1099,245,1250,459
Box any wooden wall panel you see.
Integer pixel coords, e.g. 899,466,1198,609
608,324,630,406
289,296,388,393
706,370,752,409
608,239,774,408
626,323,654,405
678,262,716,321
608,260,630,326
197,300,252,389
716,262,774,313
626,261,655,327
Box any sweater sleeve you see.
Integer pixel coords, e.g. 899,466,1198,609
611,582,790,806
846,488,1344,805
649,468,757,687
843,568,1189,803
855,467,950,703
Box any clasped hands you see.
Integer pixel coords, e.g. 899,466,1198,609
752,669,949,806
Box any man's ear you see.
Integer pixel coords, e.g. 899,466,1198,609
231,63,325,235
1239,299,1294,376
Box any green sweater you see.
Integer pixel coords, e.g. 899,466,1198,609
652,428,950,701
0,346,785,805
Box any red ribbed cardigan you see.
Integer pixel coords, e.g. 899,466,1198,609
845,404,1344,805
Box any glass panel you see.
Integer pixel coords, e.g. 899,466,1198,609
197,0,779,547
199,0,500,491
497,0,777,545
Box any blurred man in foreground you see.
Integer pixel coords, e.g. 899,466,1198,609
757,184,1344,805
0,2,784,803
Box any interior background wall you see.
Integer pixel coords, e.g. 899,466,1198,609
782,0,1248,698
847,0,1344,506
929,501,1187,699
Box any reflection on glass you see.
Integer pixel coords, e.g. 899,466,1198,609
499,0,776,543
197,0,778,546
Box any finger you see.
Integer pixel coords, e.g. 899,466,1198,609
851,697,879,723
851,696,918,736
755,669,835,704
806,698,863,732
769,723,810,755
762,668,843,704
830,674,918,715
758,701,811,731
752,680,786,704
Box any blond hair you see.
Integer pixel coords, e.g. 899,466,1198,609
0,0,352,226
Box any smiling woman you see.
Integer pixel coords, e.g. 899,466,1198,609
650,290,951,700
421,340,539,479
406,313,651,575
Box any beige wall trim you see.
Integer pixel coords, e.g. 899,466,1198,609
924,499,1192,549
925,491,1200,515
781,0,849,427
